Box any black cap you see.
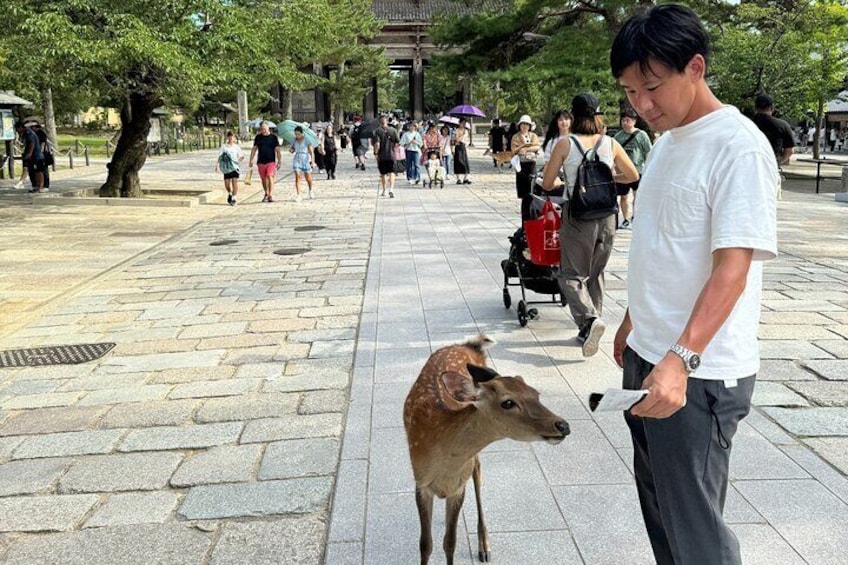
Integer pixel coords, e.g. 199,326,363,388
755,93,773,110
572,93,601,117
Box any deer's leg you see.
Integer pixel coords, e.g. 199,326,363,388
415,486,435,565
444,488,466,565
472,457,491,562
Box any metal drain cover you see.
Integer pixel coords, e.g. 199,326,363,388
0,343,117,368
210,239,238,246
293,225,325,232
273,248,311,256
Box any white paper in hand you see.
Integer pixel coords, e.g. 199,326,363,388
511,154,522,172
590,389,649,412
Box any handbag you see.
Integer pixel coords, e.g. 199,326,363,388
392,142,405,161
522,199,562,266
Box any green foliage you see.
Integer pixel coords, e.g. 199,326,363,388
709,0,848,124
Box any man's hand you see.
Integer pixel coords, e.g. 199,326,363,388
630,353,688,419
613,322,631,368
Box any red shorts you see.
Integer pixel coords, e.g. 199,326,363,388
257,162,277,179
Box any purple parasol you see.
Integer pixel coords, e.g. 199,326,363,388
446,104,486,118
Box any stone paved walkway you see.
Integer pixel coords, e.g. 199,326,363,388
0,149,846,564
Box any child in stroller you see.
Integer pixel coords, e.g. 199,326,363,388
425,149,445,189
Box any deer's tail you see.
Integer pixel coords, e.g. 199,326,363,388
462,334,496,352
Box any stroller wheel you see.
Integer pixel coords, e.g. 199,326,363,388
502,289,511,309
517,300,528,327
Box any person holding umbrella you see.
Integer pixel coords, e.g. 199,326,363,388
289,126,315,201
248,121,282,203
453,119,472,184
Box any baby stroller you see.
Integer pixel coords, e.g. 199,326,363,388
424,149,445,188
501,187,566,327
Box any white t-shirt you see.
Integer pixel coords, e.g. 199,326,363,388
219,143,243,162
627,105,778,381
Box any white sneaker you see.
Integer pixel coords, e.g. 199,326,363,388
294,194,301,202
582,318,606,357
308,190,314,200
13,181,23,189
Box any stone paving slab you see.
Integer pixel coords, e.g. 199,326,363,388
0,494,100,532
59,451,184,493
0,148,847,563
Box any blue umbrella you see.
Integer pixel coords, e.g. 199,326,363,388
244,118,276,129
277,120,319,146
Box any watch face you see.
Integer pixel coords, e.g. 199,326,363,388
688,354,701,371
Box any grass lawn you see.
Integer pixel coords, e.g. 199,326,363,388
55,132,115,157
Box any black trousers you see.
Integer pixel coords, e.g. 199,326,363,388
516,161,536,220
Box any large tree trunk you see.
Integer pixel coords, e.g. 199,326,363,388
41,86,58,151
100,92,159,197
333,63,345,128
813,97,824,160
280,87,292,120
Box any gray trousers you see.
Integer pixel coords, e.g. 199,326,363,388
557,206,616,328
623,347,755,565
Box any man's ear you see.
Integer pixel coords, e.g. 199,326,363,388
687,54,707,81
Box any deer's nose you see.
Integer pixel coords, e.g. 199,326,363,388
555,420,570,436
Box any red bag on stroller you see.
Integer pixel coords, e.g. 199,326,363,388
522,200,561,266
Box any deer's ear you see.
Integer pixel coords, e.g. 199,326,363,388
440,371,478,407
467,363,499,383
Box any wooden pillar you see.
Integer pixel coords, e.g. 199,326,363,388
363,77,378,119
411,57,424,121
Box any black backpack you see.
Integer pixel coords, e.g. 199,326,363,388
567,135,618,221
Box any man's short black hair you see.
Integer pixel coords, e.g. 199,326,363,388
610,4,710,79
755,93,774,110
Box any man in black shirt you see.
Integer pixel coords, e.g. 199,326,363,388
351,120,366,170
488,119,506,167
752,93,795,167
248,121,282,202
372,116,399,198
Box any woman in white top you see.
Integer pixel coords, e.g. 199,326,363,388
541,93,638,357
439,125,453,178
541,109,572,169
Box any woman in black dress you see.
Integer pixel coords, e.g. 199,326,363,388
453,119,471,184
320,124,338,180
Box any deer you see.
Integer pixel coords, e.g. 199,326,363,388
403,335,569,564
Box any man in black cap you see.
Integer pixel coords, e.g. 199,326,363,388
751,93,795,168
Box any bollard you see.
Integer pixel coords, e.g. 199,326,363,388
105,142,110,158
836,167,848,202
84,146,90,166
74,139,80,154
69,151,74,169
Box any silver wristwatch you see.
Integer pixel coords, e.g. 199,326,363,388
669,344,701,373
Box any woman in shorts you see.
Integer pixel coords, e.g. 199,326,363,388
215,131,244,206
290,126,315,201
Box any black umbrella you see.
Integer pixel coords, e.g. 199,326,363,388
358,118,382,140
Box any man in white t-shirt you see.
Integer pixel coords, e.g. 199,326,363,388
610,5,777,565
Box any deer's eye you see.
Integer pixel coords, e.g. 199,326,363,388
501,400,516,410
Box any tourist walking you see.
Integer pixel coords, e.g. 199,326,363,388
215,131,245,206
351,119,367,170
541,93,638,357
540,109,572,170
372,115,399,198
439,125,453,179
400,122,423,184
319,124,338,180
453,119,471,184
511,114,542,220
289,126,315,201
15,122,46,193
488,118,507,166
613,108,652,228
248,121,282,203
609,5,778,565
